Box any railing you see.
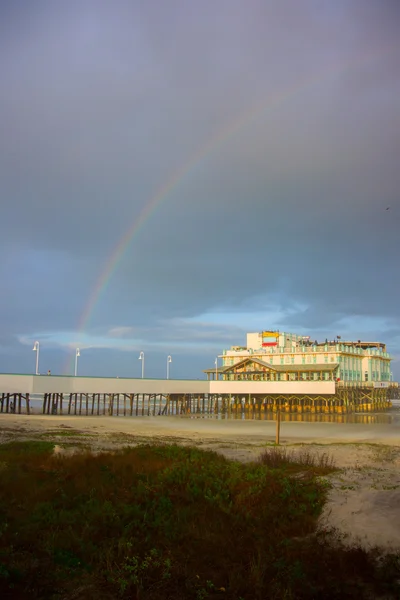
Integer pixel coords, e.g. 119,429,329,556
336,381,398,389
225,345,390,358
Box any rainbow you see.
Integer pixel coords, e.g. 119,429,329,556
66,44,393,373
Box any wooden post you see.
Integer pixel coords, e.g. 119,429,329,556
123,394,127,417
116,394,120,416
275,408,281,445
79,394,82,415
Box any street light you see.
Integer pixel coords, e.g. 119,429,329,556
32,341,40,375
75,348,80,377
215,357,218,380
167,355,172,379
138,351,145,378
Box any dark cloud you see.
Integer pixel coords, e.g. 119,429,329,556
1,0,399,377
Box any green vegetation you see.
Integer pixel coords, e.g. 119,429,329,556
0,441,398,599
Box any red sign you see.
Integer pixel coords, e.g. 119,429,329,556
262,342,277,347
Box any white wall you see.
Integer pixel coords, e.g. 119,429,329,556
0,374,208,395
0,374,33,394
246,332,261,350
0,374,335,396
209,380,336,395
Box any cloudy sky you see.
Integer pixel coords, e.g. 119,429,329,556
1,0,399,379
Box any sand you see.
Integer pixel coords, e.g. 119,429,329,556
1,412,400,552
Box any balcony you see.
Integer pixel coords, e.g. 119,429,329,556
224,345,391,359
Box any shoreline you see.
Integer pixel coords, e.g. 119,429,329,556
2,412,400,446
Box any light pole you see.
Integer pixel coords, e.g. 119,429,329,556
215,357,218,381
167,355,172,379
32,341,40,375
75,348,80,376
138,351,144,378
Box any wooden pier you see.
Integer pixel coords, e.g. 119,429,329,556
0,385,397,416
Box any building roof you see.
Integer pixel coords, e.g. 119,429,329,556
204,357,339,374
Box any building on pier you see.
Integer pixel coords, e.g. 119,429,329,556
204,330,393,383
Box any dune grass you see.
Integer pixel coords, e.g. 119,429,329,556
0,441,398,599
258,446,337,475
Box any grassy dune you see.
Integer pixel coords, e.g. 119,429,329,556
0,441,399,599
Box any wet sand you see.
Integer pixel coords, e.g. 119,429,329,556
2,412,399,445
1,413,400,552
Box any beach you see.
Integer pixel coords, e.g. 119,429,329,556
1,412,400,552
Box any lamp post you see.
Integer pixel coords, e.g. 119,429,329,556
167,355,172,379
215,357,218,381
75,348,80,376
138,351,144,378
32,341,40,375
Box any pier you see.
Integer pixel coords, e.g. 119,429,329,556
0,374,397,416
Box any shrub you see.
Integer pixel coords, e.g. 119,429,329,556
0,441,397,600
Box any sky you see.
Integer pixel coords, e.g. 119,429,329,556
1,0,400,380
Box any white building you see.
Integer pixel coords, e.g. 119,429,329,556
217,331,392,383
